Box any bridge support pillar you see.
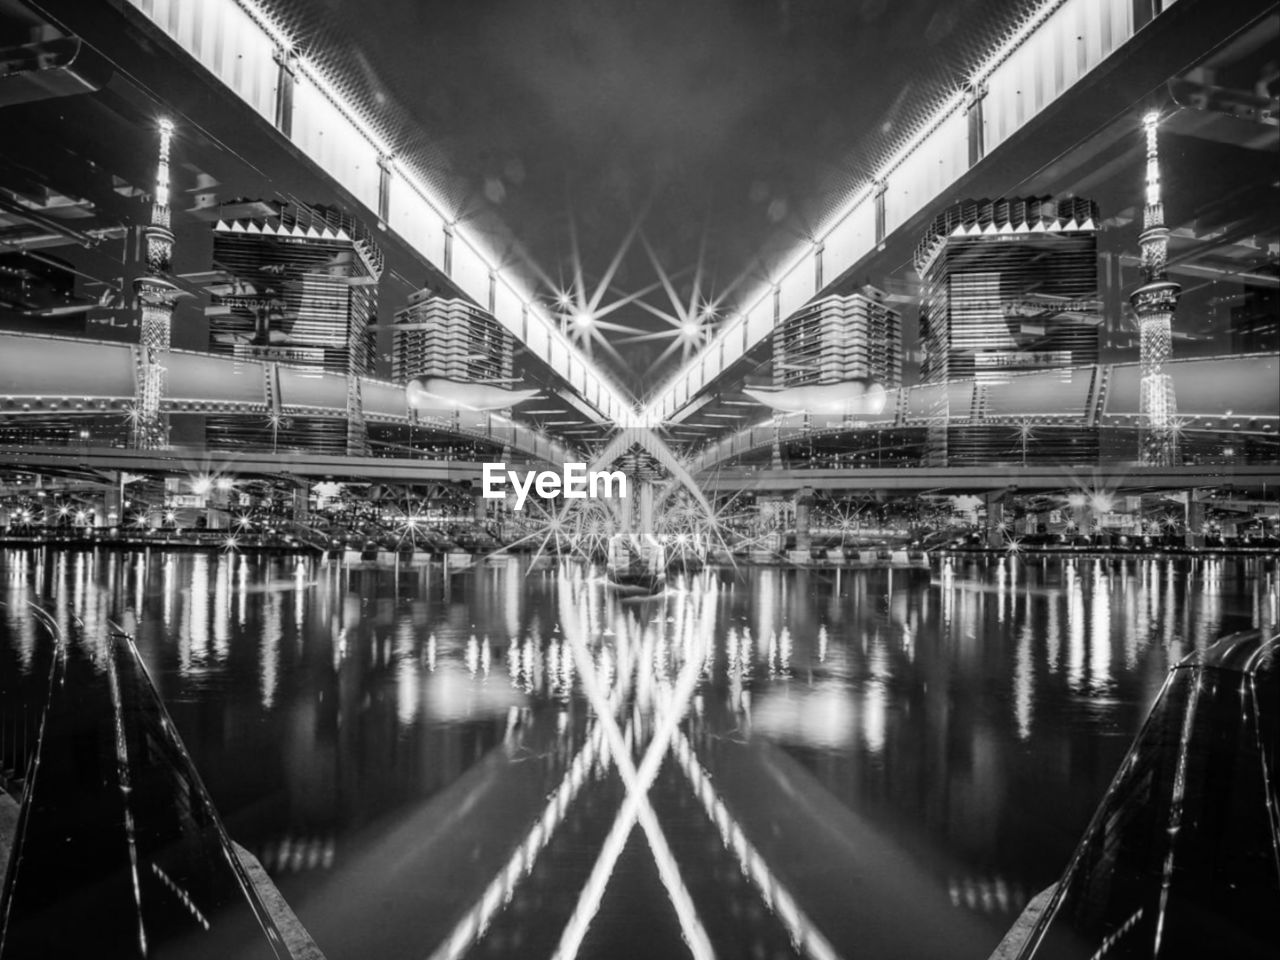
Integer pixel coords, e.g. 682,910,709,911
472,486,487,526
97,491,119,528
273,47,296,137
985,494,1005,549
619,484,635,534
1185,494,1206,549
758,496,788,553
638,482,655,537
1070,501,1093,538
209,491,230,530
291,484,311,524
794,487,814,552
964,80,987,167
99,474,123,529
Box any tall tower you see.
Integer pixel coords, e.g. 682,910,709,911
1131,111,1180,466
133,117,178,450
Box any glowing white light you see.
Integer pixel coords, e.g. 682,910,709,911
129,0,636,429
552,583,714,960
641,0,1115,426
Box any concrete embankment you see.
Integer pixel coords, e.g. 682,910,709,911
0,788,18,880
0,787,325,960
234,842,328,960
986,885,1057,959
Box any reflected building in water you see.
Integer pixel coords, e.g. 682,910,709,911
2,550,1277,958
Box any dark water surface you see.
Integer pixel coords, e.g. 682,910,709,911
2,548,1276,960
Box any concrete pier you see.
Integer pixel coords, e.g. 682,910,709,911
0,789,18,881
233,843,328,960
987,885,1057,959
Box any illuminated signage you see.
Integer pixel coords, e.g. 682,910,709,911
973,350,1073,369
233,344,325,364
1003,298,1101,318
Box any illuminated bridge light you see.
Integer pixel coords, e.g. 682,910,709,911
124,0,636,429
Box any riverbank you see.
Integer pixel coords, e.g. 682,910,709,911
0,533,314,554
0,788,17,882
3,534,1278,567
0,786,325,960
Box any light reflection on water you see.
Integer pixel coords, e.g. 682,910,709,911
1,548,1277,960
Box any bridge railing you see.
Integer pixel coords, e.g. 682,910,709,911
0,332,577,467
688,354,1280,474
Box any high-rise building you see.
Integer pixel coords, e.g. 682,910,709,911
205,201,382,454
773,286,901,390
1230,283,1280,354
914,196,1102,464
390,288,513,386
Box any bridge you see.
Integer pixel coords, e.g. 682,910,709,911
701,464,1280,495
0,331,577,468
3,329,1276,498
688,353,1280,474
0,445,488,485
638,0,1276,431
4,443,1276,502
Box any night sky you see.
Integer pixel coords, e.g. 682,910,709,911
288,0,1029,391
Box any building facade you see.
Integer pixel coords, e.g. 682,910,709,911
205,201,382,454
390,288,513,386
1231,284,1280,354
914,196,1102,465
773,286,901,390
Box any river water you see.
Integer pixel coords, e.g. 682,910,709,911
1,548,1276,959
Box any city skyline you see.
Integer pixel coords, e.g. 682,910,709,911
0,2,1277,959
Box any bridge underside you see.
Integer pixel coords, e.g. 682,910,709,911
0,0,625,450
653,1,1279,456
